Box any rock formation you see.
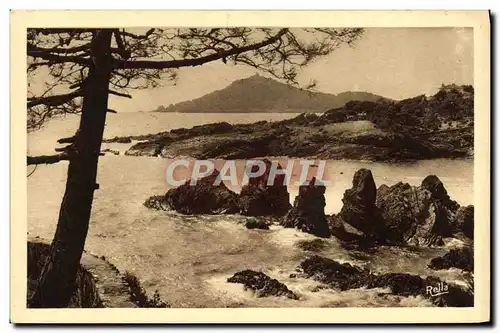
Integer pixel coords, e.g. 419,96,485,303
281,177,331,238
239,159,291,217
335,169,463,246
227,270,298,300
164,169,239,215
429,247,474,272
376,175,459,246
300,255,473,307
338,169,384,239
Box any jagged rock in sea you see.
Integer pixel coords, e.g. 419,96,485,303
163,170,240,215
299,255,473,307
227,270,298,300
281,177,331,238
335,169,462,246
453,205,474,239
429,247,474,272
338,169,384,239
239,159,291,217
376,175,460,246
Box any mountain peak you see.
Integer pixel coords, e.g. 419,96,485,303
159,76,386,113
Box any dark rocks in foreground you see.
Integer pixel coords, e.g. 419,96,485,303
429,247,474,272
239,159,291,217
227,270,298,300
300,255,473,307
164,170,240,215
281,177,331,238
300,255,369,291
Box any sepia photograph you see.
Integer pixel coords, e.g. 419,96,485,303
10,10,490,324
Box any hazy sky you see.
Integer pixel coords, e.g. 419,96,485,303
106,27,473,112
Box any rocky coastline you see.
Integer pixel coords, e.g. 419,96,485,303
103,116,472,163
27,240,169,308
103,85,474,163
143,161,474,307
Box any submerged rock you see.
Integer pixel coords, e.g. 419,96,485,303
239,159,291,217
101,148,120,156
281,177,331,238
244,218,270,230
299,255,473,307
429,247,474,272
453,205,474,239
227,270,298,300
338,169,384,238
296,239,329,252
164,170,239,215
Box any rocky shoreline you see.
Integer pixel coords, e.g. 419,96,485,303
103,115,472,162
144,161,474,307
103,84,474,163
27,240,169,308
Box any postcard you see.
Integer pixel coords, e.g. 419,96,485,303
10,10,490,324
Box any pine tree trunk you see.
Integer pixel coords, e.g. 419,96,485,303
29,30,113,308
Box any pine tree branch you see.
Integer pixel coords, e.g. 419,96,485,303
109,90,132,98
29,28,97,35
120,28,155,40
27,154,69,165
27,45,90,66
27,90,83,108
27,43,91,55
113,30,131,60
57,136,75,144
113,29,289,70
